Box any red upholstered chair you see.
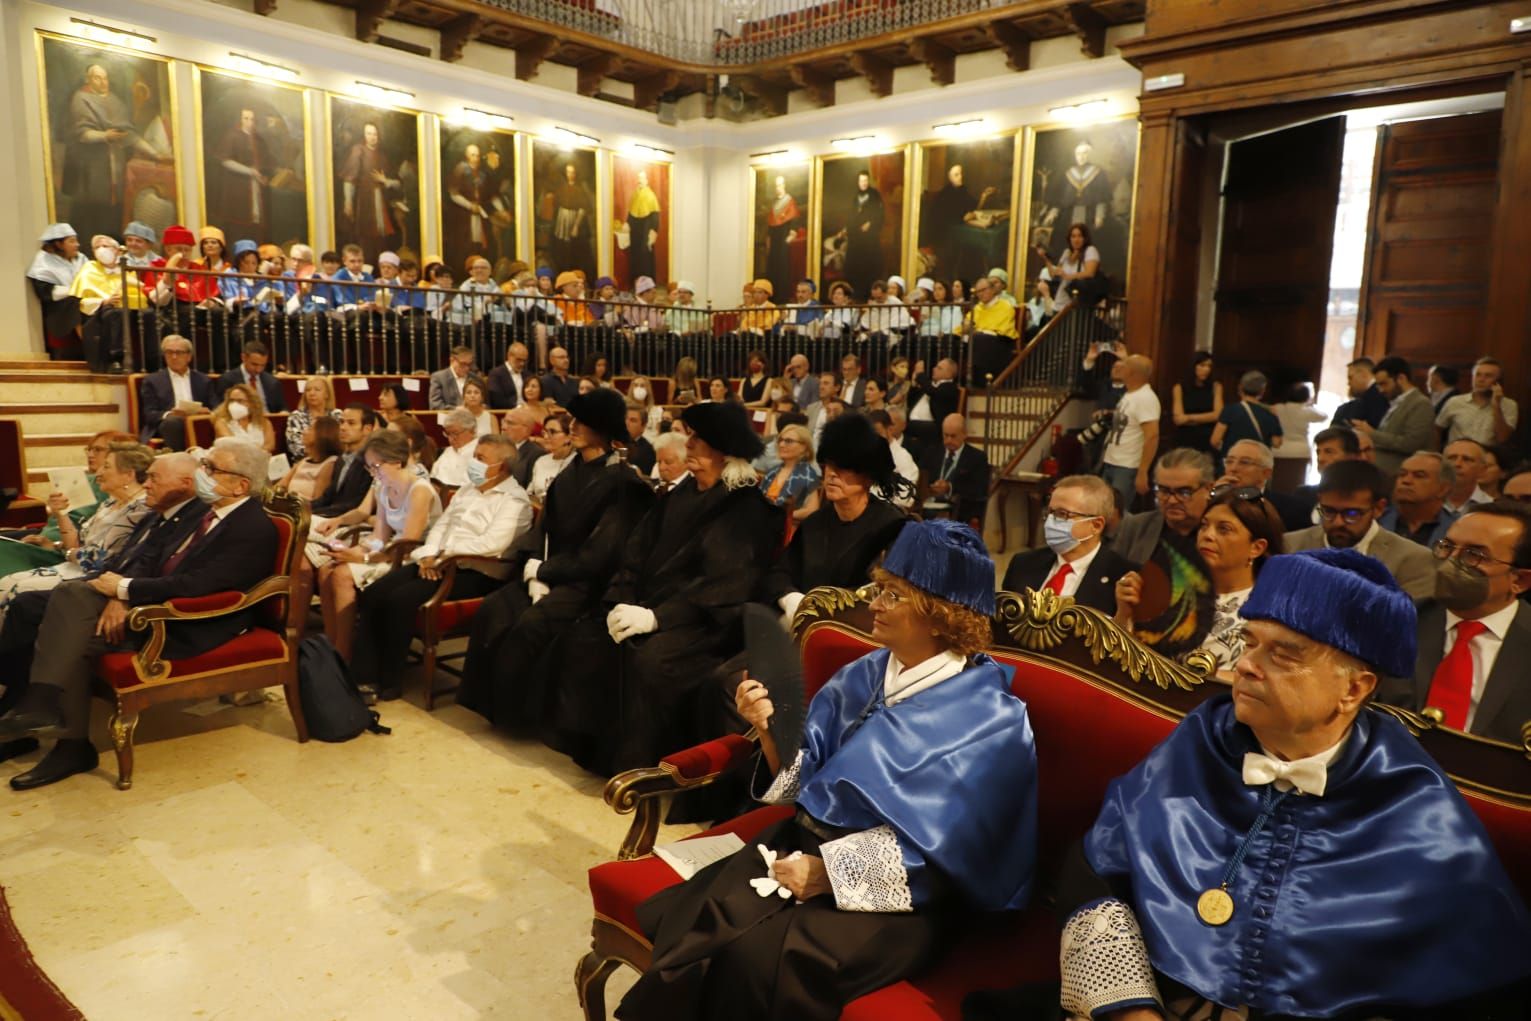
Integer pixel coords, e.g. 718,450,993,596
576,588,1531,1020
405,552,509,710
89,488,311,789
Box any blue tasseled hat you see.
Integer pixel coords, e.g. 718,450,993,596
1239,548,1417,677
881,518,995,616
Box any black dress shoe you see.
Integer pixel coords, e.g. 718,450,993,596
377,686,402,702
0,709,64,741
0,737,39,764
10,740,98,791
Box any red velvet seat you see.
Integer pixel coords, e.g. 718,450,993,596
403,554,511,709
97,629,288,689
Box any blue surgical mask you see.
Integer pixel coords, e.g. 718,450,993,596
1043,514,1082,556
465,459,488,486
194,467,221,504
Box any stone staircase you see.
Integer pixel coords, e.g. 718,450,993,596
0,354,129,497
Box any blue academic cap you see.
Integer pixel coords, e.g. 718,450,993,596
882,518,995,616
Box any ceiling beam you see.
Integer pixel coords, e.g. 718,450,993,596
515,33,562,81
439,13,484,63
982,19,1033,72
787,63,836,107
906,37,956,88
847,51,894,98
1064,2,1108,58
578,53,621,96
355,0,399,44
633,69,683,112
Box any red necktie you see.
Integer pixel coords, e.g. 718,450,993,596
160,512,216,576
1045,562,1074,596
1426,620,1487,729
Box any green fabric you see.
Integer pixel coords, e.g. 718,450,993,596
37,473,104,543
0,539,65,574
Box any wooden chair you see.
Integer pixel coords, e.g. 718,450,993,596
404,552,511,709
89,488,312,789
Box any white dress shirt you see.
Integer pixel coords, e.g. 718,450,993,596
1443,600,1522,730
169,368,194,405
429,438,479,488
1444,486,1492,515
1043,542,1102,600
410,474,532,576
883,649,967,706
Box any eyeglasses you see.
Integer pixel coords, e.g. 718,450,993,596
865,583,906,609
83,444,111,455
1316,504,1371,524
1433,538,1518,571
1046,508,1102,523
1209,485,1266,503
1153,483,1208,503
197,458,243,479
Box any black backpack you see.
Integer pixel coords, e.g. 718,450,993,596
297,635,390,742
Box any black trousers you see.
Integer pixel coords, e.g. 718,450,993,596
457,581,589,731
349,565,501,692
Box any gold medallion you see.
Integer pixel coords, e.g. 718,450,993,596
1197,887,1235,926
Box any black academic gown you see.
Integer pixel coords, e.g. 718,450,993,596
762,498,907,604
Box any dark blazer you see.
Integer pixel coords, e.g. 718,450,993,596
908,376,960,424
540,371,581,409
485,364,524,410
509,439,545,490
1331,384,1389,429
1379,601,1531,745
626,435,656,476
310,452,372,519
103,499,205,577
215,368,286,412
1001,545,1137,615
839,377,868,408
138,368,213,441
919,442,990,526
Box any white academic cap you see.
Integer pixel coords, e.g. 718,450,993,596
39,223,77,243
674,279,696,293
888,275,906,290
915,276,936,295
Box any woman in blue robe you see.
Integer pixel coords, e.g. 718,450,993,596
617,519,1038,1021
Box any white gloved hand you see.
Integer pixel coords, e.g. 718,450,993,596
607,603,658,643
523,558,542,583
528,579,550,604
777,591,805,628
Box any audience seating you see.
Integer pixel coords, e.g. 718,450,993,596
0,420,45,527
403,549,510,709
90,488,312,789
576,587,1531,1020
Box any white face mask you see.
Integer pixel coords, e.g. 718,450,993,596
769,388,784,402
95,246,118,267
631,386,648,402
228,401,250,421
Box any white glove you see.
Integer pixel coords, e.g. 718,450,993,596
607,603,658,643
523,558,542,583
777,591,805,627
528,579,550,604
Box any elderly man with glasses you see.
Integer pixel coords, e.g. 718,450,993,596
0,441,277,790
1003,474,1134,613
1215,438,1315,532
137,334,213,448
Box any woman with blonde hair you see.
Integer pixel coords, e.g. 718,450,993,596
285,375,341,458
212,382,276,453
672,356,700,406
757,422,819,519
625,374,665,439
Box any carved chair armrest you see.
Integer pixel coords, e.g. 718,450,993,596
602,732,760,860
124,575,290,683
383,537,424,568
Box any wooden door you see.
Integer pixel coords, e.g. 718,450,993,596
1358,111,1501,375
1211,117,1346,392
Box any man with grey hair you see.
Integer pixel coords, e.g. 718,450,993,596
501,405,545,489
1003,474,1135,613
652,431,689,492
137,334,213,448
1217,438,1315,532
1379,451,1459,548
0,440,278,789
1210,370,1283,459
432,407,481,488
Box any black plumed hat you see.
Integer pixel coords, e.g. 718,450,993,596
568,388,628,443
816,413,895,490
681,401,765,459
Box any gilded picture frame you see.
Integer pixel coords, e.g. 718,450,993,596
530,138,603,283
810,144,910,301
909,132,1021,294
746,161,813,303
438,121,519,277
608,151,673,291
325,93,426,258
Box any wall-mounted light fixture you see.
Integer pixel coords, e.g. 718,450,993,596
628,143,674,160
749,148,795,165
354,80,415,105
69,17,157,48
227,52,300,81
1047,99,1111,122
931,117,986,137
455,107,514,131
551,126,600,147
830,134,881,154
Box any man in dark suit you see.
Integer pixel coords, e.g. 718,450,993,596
1219,438,1315,532
1330,357,1390,430
920,413,990,529
838,353,868,408
502,405,546,490
485,340,529,411
904,357,961,462
1002,474,1136,614
539,346,580,409
0,441,278,789
623,407,656,476
138,334,213,449
1378,503,1531,745
213,340,285,411
429,345,477,410
309,404,379,522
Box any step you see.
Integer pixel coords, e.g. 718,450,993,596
0,378,120,403
0,359,89,371
24,444,94,470
1,402,119,415
0,369,122,384
1,407,126,437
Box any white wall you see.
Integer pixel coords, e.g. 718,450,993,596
8,0,1142,351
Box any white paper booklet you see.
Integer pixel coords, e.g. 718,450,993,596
653,833,745,880
46,467,96,511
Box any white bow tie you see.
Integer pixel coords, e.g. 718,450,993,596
1242,752,1327,797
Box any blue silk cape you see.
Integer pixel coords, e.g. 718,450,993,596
794,649,1038,912
1084,694,1531,1017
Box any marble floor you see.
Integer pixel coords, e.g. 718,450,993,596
0,683,695,1020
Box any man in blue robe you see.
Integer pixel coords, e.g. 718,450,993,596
1054,547,1531,1020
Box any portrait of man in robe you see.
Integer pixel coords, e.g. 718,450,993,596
914,136,1016,287
818,149,906,300
441,125,516,277
611,156,669,290
40,34,178,243
532,142,599,282
329,97,421,257
198,68,309,248
751,164,812,302
1024,119,1138,296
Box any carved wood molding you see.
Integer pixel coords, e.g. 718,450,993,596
355,0,400,44
578,53,621,96
1063,1,1107,59
515,33,562,81
439,13,485,63
633,69,683,112
731,74,789,116
982,19,1032,73
252,0,277,16
907,37,956,88
787,63,836,107
848,50,894,98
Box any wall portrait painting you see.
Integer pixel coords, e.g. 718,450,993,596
750,163,812,301
440,125,517,277
610,154,670,291
532,140,599,283
913,136,1017,289
328,96,422,257
1024,118,1139,296
196,67,309,249
816,148,907,301
38,32,179,244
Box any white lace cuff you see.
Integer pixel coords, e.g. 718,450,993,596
757,750,803,804
820,824,914,913
1059,898,1161,1019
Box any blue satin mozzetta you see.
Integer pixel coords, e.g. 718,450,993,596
795,649,1038,912
1084,694,1531,1017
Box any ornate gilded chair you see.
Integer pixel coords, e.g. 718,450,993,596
89,488,311,789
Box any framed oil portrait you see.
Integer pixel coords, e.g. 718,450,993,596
748,163,812,303
37,32,179,245
1022,117,1139,297
912,134,1019,290
531,140,600,283
327,95,423,257
195,66,310,250
813,147,908,301
609,154,671,291
439,124,517,277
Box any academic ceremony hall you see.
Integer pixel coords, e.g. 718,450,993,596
2,0,1531,1018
